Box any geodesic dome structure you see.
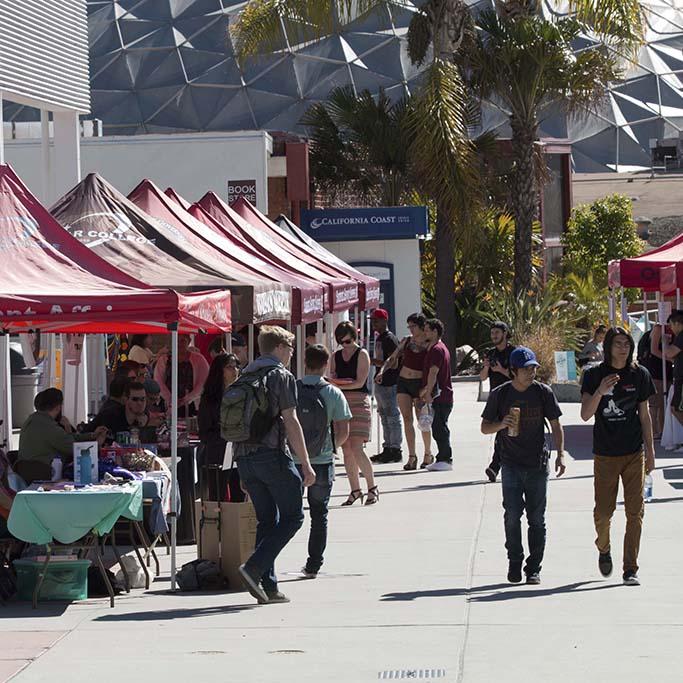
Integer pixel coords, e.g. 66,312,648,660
3,0,682,173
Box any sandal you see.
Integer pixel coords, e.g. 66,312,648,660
341,489,364,506
403,455,418,471
365,485,380,506
420,454,434,469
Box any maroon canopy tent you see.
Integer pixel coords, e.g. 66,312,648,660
608,234,683,291
50,173,287,326
130,180,326,324
227,196,379,310
189,194,360,313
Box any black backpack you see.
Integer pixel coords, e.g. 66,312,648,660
296,379,334,459
637,330,652,365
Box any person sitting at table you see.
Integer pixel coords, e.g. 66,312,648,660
87,377,128,430
115,359,146,383
16,388,107,484
100,381,152,436
144,378,167,416
154,334,209,418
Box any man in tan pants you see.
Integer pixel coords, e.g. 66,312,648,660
581,327,656,586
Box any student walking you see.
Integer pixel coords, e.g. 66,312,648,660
420,319,454,472
222,325,316,605
370,309,403,464
296,345,352,577
329,321,379,506
581,326,656,586
480,321,515,482
481,347,566,585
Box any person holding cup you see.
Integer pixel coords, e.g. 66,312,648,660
481,347,565,586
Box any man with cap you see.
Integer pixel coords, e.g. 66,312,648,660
231,333,249,368
481,346,566,585
480,321,516,482
371,309,403,463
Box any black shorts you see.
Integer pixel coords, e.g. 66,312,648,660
397,376,422,399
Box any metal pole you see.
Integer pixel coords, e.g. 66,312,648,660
608,290,616,326
643,291,650,331
225,332,232,353
170,325,178,592
316,318,323,345
248,324,255,363
620,289,627,326
656,292,667,394
678,288,681,310
296,324,304,377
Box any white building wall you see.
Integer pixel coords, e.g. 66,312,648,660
321,239,422,333
4,130,272,209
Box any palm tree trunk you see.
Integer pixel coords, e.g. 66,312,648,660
510,118,538,296
435,201,457,356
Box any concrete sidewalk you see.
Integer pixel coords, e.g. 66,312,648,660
2,383,683,682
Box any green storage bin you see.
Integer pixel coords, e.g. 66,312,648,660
13,559,91,602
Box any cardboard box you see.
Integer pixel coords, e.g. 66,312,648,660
194,499,258,591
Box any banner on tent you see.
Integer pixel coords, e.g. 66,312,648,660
300,207,429,241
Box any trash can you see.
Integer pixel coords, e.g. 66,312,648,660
11,372,41,428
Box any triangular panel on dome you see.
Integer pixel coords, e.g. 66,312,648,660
204,89,257,129
261,100,312,133
168,0,223,19
247,90,300,128
296,35,354,63
386,1,419,32
293,58,349,97
132,49,186,88
187,85,244,129
179,47,227,80
245,55,300,98
611,90,659,123
89,3,122,48
121,0,173,21
566,110,613,143
120,21,181,49
91,53,134,91
146,86,203,131
174,13,230,52
352,38,406,81
191,57,243,86
571,127,618,169
89,17,123,54
342,32,394,60
304,65,353,99
137,84,185,121
91,89,144,125
349,64,396,93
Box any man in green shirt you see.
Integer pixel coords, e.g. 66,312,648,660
295,344,352,578
16,388,107,484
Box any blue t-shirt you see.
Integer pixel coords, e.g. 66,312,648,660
294,375,352,464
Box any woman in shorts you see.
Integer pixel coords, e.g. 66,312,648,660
329,321,378,506
378,313,432,470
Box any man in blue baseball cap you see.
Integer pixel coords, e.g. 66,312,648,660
481,346,566,585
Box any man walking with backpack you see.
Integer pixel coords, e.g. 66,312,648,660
481,347,566,585
222,326,316,605
296,344,352,578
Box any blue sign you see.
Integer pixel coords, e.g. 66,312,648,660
300,206,429,242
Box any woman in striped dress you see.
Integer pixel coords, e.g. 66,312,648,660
329,321,378,506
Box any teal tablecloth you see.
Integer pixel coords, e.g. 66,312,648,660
8,482,143,545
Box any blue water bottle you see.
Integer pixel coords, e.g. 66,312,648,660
79,447,92,486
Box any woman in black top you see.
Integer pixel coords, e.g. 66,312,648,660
198,353,239,500
329,321,378,506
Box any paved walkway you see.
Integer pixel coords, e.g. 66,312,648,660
2,383,683,682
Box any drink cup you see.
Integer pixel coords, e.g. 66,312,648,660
508,407,521,437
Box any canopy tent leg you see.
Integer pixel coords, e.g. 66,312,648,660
169,325,179,592
316,319,323,345
643,291,650,331
248,325,255,363
608,290,616,327
655,292,668,391
0,334,13,450
296,324,304,377
225,333,232,353
678,288,681,309
620,289,627,327
324,313,333,352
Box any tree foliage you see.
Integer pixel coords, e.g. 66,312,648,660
562,194,643,283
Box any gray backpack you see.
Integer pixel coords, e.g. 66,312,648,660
296,379,333,458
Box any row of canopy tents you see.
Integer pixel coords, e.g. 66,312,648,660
0,162,380,591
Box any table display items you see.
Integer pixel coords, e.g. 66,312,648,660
73,442,98,486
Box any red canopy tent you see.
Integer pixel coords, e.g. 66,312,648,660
130,179,326,325
50,173,288,326
164,187,191,211
0,164,232,591
226,196,380,310
608,235,683,291
187,195,360,313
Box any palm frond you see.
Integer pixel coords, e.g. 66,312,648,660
567,0,644,55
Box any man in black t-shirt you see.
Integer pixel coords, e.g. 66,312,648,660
370,309,403,463
481,347,565,585
480,322,516,482
581,327,655,587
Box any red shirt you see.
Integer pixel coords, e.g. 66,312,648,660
422,340,453,404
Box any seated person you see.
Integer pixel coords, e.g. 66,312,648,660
144,379,167,414
87,376,128,430
16,388,107,484
99,381,151,436
115,359,145,382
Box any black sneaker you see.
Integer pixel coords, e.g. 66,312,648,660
485,467,498,483
371,448,389,463
598,551,613,578
623,570,640,586
238,564,268,604
507,562,523,583
526,572,541,585
383,447,403,463
264,591,291,603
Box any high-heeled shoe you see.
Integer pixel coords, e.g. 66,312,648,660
420,453,434,469
403,455,418,471
365,485,380,505
341,489,364,506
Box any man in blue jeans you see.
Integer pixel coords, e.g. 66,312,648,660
296,344,352,578
233,326,316,605
481,347,566,585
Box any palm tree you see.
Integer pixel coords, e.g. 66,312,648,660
301,86,412,207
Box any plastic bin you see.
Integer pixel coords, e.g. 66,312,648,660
13,559,91,602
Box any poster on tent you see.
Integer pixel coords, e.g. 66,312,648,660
554,351,577,383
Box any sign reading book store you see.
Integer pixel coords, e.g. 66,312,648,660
227,179,257,204
300,206,429,241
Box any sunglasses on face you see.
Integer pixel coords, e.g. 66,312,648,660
340,338,354,345
129,396,146,402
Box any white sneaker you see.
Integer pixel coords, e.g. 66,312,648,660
426,461,453,472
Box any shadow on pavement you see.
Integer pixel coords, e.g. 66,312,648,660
0,602,69,617
94,603,257,621
381,580,617,603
